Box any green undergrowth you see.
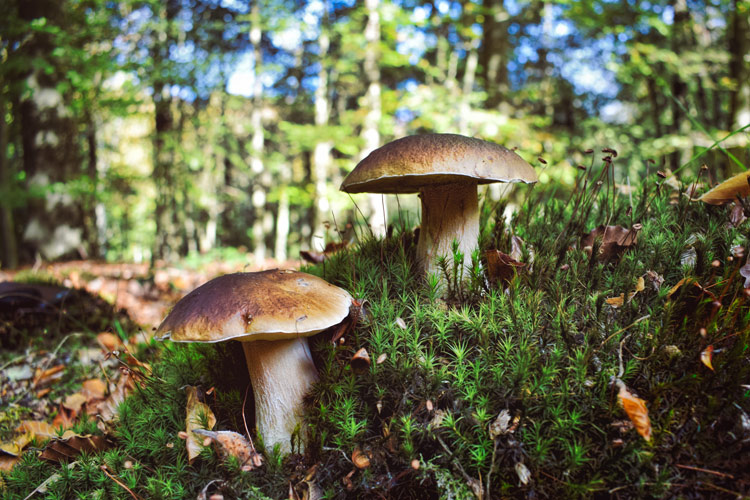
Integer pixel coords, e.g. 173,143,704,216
3,157,750,498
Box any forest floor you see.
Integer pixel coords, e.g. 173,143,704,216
2,162,750,499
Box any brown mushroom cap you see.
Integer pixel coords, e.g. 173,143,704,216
155,269,353,343
340,134,538,194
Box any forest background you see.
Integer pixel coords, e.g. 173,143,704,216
1,0,748,270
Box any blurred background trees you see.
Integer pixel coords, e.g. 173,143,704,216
1,0,748,268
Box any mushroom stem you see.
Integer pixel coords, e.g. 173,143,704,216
417,181,479,279
242,337,319,454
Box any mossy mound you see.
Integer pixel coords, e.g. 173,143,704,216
2,164,750,499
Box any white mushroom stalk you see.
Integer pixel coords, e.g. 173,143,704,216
242,338,318,453
417,181,479,277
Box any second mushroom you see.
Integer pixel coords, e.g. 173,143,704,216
341,134,538,279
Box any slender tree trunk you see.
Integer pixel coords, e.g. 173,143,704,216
0,90,18,268
249,2,268,262
360,0,386,238
458,40,479,135
151,0,180,265
668,0,690,170
728,0,750,130
311,7,333,251
481,0,510,108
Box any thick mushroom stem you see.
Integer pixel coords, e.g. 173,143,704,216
242,337,319,454
417,181,479,279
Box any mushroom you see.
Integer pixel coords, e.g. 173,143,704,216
155,269,353,454
341,134,537,279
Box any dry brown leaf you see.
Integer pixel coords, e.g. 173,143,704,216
192,429,263,470
40,433,110,462
701,345,715,371
729,202,747,227
52,404,76,430
17,420,59,441
699,171,750,205
606,276,646,308
96,332,124,352
582,224,641,262
63,393,87,414
617,384,652,442
81,379,107,402
485,250,525,286
0,431,33,456
33,364,65,388
94,371,136,425
351,447,371,469
489,410,512,439
185,386,217,464
0,454,20,471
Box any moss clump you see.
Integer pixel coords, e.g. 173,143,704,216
3,157,750,498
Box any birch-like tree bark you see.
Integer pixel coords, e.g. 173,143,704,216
312,6,334,251
360,0,386,238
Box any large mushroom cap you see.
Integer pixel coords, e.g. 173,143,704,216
340,133,538,194
156,269,353,343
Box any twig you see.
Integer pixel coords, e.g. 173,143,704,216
242,382,252,441
675,464,735,480
100,465,143,500
597,315,649,351
322,446,353,465
24,461,78,500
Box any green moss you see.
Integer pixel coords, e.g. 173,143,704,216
3,163,750,498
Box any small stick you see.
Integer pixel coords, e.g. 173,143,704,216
675,464,735,480
597,315,650,351
100,465,144,500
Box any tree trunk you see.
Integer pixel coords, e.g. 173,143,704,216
17,0,85,262
0,90,18,268
728,0,750,130
481,0,510,109
249,2,268,262
151,0,180,265
311,8,333,251
360,0,386,238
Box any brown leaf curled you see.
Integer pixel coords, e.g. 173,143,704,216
617,384,652,442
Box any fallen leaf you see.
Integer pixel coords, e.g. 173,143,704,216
96,332,124,352
0,455,20,471
94,371,136,425
192,429,262,470
185,386,217,463
351,447,371,469
81,379,107,403
17,420,59,441
33,364,65,388
63,393,88,415
701,345,714,371
515,462,531,485
581,224,641,262
645,271,664,291
485,250,525,286
52,404,77,430
40,433,110,462
0,431,33,456
699,170,750,205
729,202,747,227
606,276,646,308
489,409,512,439
394,317,407,329
617,384,652,442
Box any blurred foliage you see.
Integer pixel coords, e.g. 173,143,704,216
0,0,748,266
